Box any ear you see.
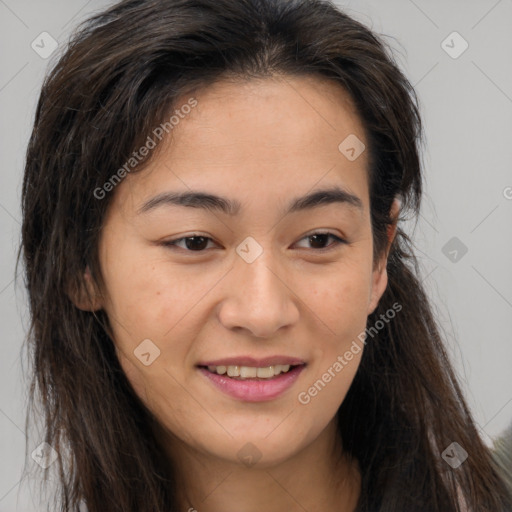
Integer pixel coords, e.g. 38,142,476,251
367,198,400,315
66,265,103,311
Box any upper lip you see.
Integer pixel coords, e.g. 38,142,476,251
198,356,306,367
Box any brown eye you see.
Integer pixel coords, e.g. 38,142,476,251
295,232,346,251
162,231,347,254
163,235,215,252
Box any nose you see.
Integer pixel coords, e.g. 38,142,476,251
217,248,300,338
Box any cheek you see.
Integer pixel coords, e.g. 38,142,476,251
101,252,198,338
300,263,371,407
308,261,372,338
115,340,201,441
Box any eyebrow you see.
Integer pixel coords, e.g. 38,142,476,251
138,186,364,216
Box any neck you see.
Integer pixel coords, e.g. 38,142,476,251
159,419,361,512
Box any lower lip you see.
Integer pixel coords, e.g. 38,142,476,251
198,365,305,402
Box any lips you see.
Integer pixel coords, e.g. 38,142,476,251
198,356,305,367
196,355,306,402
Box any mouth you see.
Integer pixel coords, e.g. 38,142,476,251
199,363,301,380
196,359,306,402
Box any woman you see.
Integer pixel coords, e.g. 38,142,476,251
18,0,512,510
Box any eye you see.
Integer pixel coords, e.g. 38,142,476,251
162,234,216,252
161,231,346,253
294,231,347,251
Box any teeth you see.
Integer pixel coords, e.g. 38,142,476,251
240,366,257,378
227,365,240,377
206,364,294,379
256,366,274,378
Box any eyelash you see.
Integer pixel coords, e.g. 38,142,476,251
161,231,347,254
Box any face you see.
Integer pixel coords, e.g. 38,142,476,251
87,75,391,468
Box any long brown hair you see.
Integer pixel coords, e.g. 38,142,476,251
18,0,512,510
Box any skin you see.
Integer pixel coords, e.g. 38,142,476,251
75,74,398,511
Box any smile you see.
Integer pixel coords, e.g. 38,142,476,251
205,364,294,379
197,362,306,402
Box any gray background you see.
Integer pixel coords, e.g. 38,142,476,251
1,0,511,510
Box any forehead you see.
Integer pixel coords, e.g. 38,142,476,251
170,74,365,157
113,74,370,215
